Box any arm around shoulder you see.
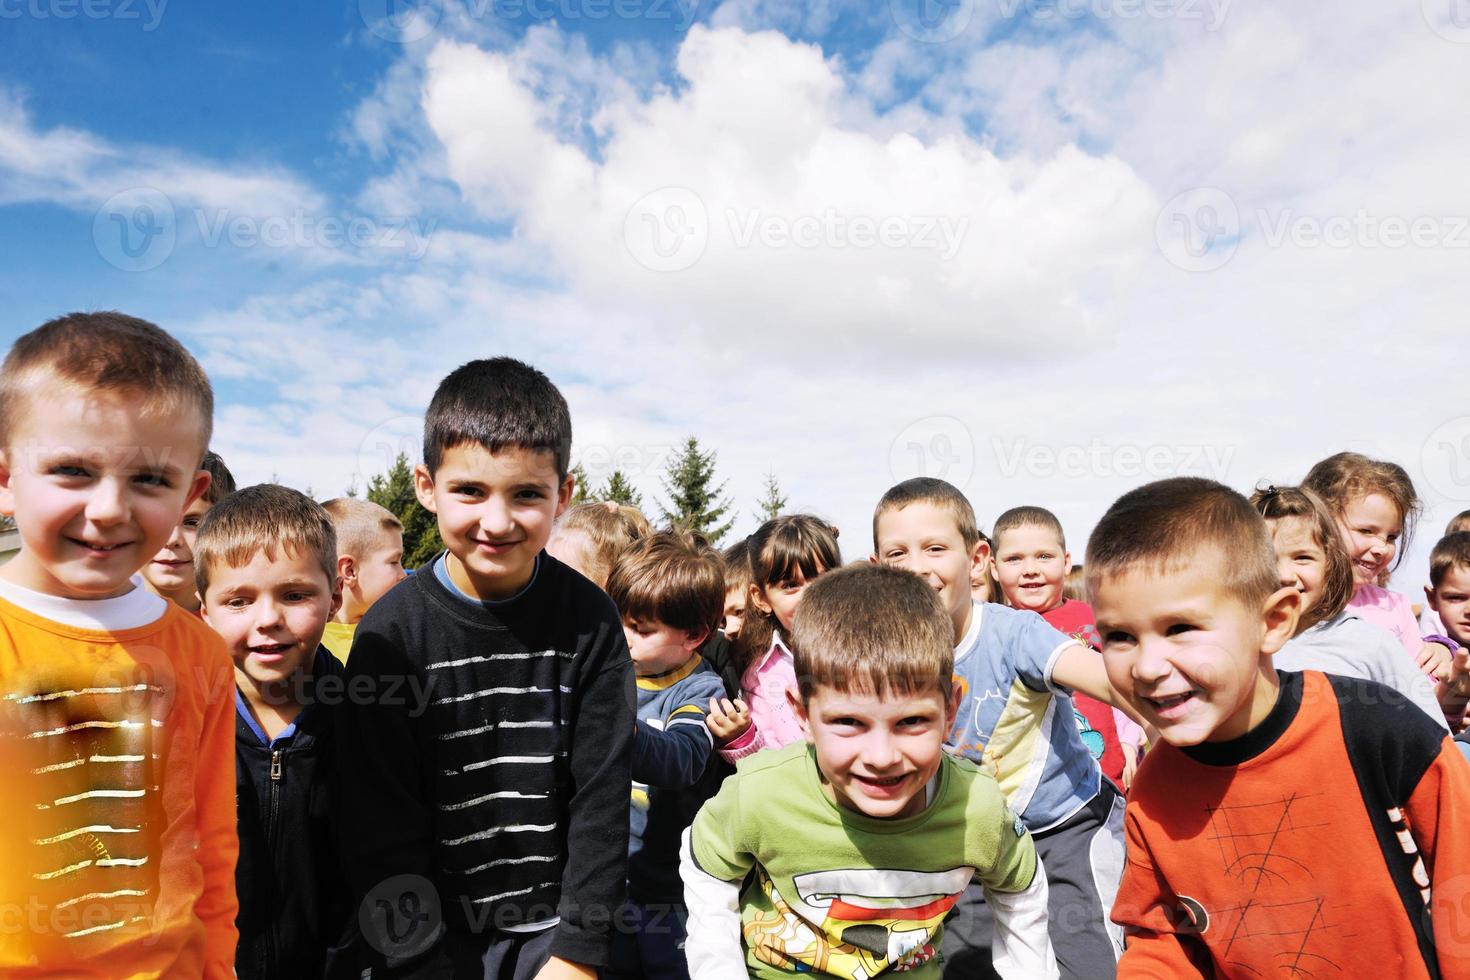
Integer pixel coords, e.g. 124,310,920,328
680,785,752,980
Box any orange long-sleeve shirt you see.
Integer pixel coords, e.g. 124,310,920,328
1114,669,1470,979
0,589,239,978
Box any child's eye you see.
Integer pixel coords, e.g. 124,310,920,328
183,517,201,529
1102,630,1134,646
226,597,251,609
285,591,313,602
51,465,89,478
134,473,170,488
1165,623,1198,636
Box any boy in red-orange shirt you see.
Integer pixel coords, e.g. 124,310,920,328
1090,477,1470,978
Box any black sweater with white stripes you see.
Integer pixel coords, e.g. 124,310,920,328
335,553,634,974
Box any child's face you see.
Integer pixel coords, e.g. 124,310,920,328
415,444,572,600
1268,516,1327,623
0,387,209,600
1092,547,1298,747
1337,492,1402,586
1427,564,1470,648
992,524,1070,614
141,495,213,601
203,546,341,694
874,502,986,640
622,617,705,676
752,566,824,633
722,585,747,639
354,528,407,610
791,682,960,820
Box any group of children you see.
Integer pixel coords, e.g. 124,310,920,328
3,311,1470,980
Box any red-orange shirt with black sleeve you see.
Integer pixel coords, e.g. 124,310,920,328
1114,669,1470,979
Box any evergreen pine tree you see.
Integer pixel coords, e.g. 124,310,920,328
569,463,592,505
658,437,734,544
756,471,787,523
367,452,444,570
600,470,643,508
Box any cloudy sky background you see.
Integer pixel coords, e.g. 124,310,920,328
3,0,1469,593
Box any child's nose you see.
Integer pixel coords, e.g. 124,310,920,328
1132,639,1172,683
478,498,514,535
84,477,129,525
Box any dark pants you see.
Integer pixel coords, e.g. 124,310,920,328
440,924,557,980
941,783,1125,980
602,903,690,980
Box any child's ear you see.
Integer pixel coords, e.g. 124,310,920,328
0,449,13,517
749,582,773,616
183,469,211,512
412,464,438,513
970,538,991,580
337,554,358,587
684,627,709,652
554,473,574,520
328,574,344,621
1260,585,1301,655
944,684,962,732
786,687,813,741
1426,585,1441,612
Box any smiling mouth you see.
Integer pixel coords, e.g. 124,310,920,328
73,539,130,554
249,643,293,660
1145,691,1198,716
854,773,909,789
153,558,189,566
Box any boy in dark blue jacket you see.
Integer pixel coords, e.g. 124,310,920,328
195,485,354,980
605,530,729,980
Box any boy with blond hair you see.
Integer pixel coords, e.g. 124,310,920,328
338,358,633,979
319,496,405,662
0,312,237,976
1092,478,1470,976
872,478,1132,979
681,564,1056,980
604,529,728,980
141,450,236,614
195,483,354,980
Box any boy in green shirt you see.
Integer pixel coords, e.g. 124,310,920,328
680,565,1057,980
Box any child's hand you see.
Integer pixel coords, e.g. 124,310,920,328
707,697,752,744
1419,641,1454,681
532,956,597,980
1120,743,1139,793
1444,647,1470,698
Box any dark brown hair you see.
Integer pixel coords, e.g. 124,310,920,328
992,505,1066,550
1430,532,1470,590
606,528,724,635
737,515,842,672
200,450,237,506
422,357,571,478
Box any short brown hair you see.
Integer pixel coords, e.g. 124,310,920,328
1086,477,1279,609
195,484,337,596
322,497,403,560
873,478,980,550
1250,485,1354,630
606,528,724,635
1302,452,1422,572
992,505,1066,550
722,537,752,595
789,564,953,702
200,451,237,506
1447,510,1470,537
0,312,213,452
1430,532,1470,589
556,502,652,588
738,515,843,672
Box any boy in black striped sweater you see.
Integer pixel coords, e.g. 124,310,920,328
338,358,635,979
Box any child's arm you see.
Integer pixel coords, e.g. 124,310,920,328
548,624,635,969
1401,737,1470,977
634,677,722,787
1050,642,1150,730
194,646,241,979
975,799,1057,979
680,786,753,980
709,696,771,763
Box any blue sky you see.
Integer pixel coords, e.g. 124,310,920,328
3,0,1469,592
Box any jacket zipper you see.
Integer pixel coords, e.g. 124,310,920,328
266,746,283,975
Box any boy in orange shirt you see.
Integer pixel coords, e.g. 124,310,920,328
0,312,238,977
1092,477,1470,978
